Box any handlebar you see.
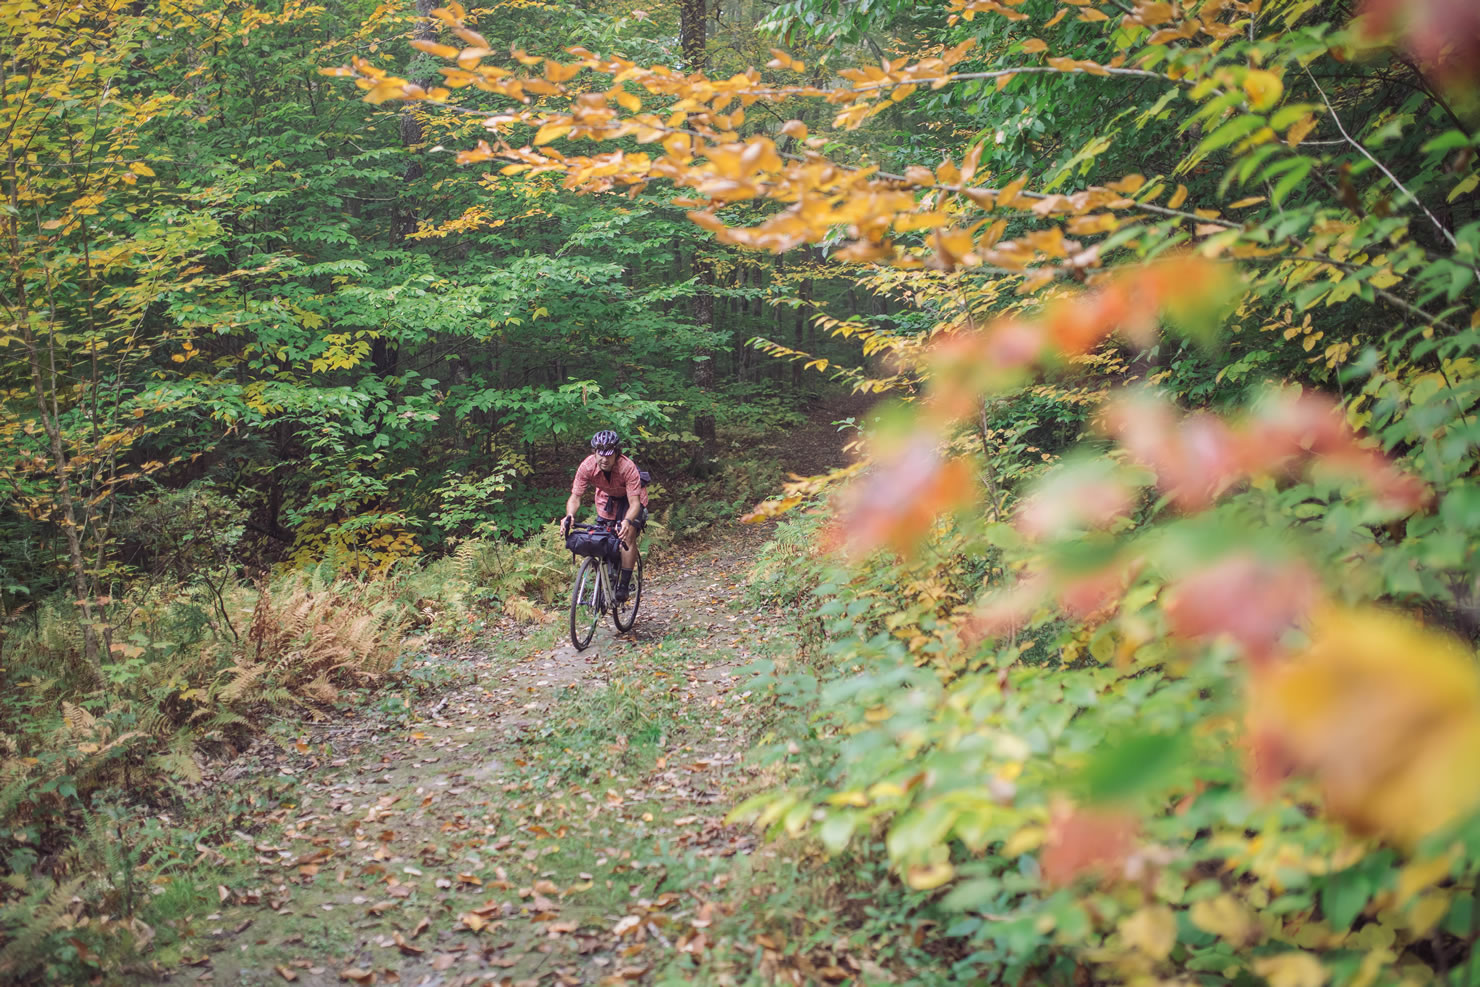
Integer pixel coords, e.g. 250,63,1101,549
564,521,630,552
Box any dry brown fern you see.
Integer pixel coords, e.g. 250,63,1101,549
219,662,266,703
60,701,97,737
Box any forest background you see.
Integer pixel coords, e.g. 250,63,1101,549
4,0,1480,982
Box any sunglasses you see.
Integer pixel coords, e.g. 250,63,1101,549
594,447,617,456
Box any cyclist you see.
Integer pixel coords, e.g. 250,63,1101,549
561,429,648,602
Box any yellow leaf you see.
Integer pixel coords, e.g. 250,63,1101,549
533,123,571,145
1243,70,1284,111
997,174,1029,208
1287,113,1318,147
1229,195,1266,209
453,26,488,48
1119,905,1176,960
1369,267,1402,290
781,119,808,139
1253,952,1327,987
409,40,459,58
1395,849,1458,905
1449,172,1480,204
615,89,641,112
1190,894,1257,946
904,165,935,185
964,187,996,209
1251,608,1480,847
1020,38,1048,53
1002,825,1042,857
905,860,954,890
129,161,155,177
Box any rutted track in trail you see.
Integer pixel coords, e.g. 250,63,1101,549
163,404,856,987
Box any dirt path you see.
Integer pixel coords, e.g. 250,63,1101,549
163,403,856,987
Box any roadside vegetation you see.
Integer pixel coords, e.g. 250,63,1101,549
6,0,1480,982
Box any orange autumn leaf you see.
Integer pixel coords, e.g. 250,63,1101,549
838,438,975,558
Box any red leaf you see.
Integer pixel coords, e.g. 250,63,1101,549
1357,0,1480,89
1164,554,1319,665
1015,462,1134,540
1105,394,1242,511
1041,804,1140,887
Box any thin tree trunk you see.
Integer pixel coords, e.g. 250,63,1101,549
692,255,717,471
5,144,102,684
377,0,438,378
793,268,811,390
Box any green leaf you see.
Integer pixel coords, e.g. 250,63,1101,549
1073,730,1189,805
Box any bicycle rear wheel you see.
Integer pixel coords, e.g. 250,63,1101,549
570,558,601,650
612,551,643,633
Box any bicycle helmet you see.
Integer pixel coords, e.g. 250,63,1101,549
590,429,620,455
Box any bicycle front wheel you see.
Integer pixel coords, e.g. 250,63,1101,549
612,551,643,633
570,558,601,650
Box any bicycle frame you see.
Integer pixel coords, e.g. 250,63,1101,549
592,556,615,614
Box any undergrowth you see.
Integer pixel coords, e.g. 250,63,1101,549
0,528,573,982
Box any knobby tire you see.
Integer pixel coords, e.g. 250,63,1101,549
570,557,600,650
612,551,643,633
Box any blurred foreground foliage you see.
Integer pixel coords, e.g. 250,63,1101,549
345,0,1480,981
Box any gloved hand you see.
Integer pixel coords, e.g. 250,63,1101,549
560,514,573,536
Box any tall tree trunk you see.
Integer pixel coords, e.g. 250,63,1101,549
679,0,707,71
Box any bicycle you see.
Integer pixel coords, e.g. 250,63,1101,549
565,522,644,650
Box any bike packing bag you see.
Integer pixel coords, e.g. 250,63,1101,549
565,527,622,565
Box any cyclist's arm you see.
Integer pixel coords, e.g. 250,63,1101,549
565,463,590,526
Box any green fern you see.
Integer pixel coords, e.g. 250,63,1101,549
0,875,84,980
148,731,202,784
0,761,35,820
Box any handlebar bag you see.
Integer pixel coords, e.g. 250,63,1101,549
565,528,621,565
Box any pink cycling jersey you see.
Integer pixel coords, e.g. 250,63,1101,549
571,454,649,520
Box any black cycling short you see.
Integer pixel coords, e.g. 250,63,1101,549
601,500,647,532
